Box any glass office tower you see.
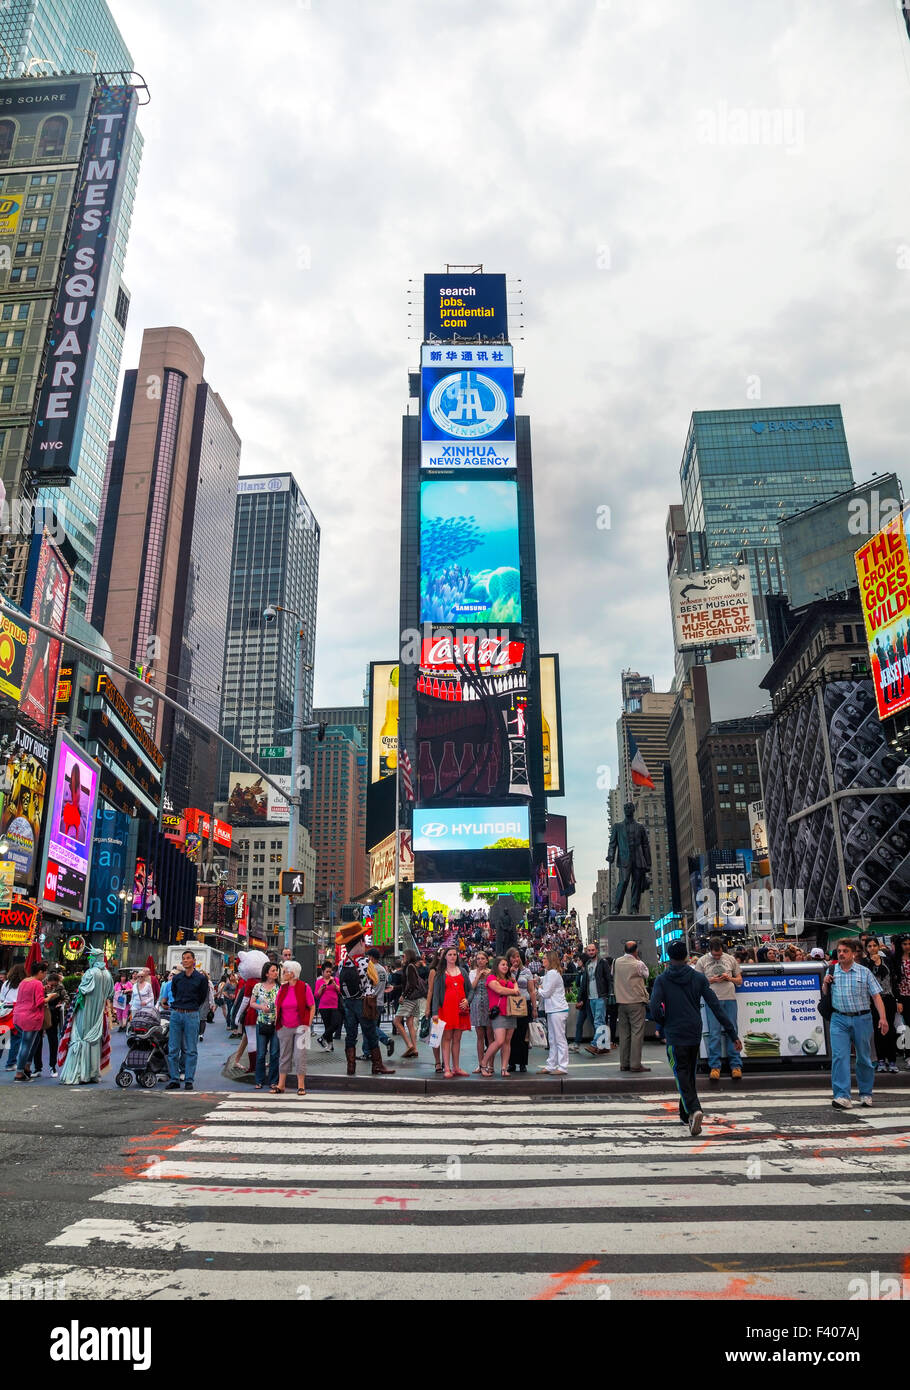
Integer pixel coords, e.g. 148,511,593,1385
679,405,855,646
0,0,142,614
219,476,320,828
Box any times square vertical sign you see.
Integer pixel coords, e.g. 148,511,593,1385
27,85,138,482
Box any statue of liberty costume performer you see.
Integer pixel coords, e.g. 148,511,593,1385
58,948,114,1084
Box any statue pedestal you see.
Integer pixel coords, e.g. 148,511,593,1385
599,914,658,969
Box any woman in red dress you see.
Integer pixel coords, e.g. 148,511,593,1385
433,946,473,1079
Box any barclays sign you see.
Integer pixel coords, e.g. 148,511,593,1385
749,419,836,435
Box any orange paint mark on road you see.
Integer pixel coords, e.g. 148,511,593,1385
532,1260,602,1301
639,1276,789,1301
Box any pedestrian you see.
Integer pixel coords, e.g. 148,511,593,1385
480,956,520,1077
1,964,25,1071
648,940,743,1136
273,961,314,1097
613,939,651,1074
216,971,237,1025
392,950,422,1058
34,970,67,1078
891,935,910,1068
57,949,114,1085
314,963,341,1052
537,949,569,1075
694,937,744,1081
424,950,445,1074
165,949,209,1091
821,939,888,1110
338,923,395,1076
113,973,131,1030
361,948,395,1060
576,941,612,1056
130,968,156,1018
250,961,280,1090
11,961,49,1080
505,947,537,1074
433,945,473,1079
863,938,898,1074
197,971,215,1042
468,949,492,1073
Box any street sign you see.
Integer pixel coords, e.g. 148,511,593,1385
259,745,286,759
280,870,305,897
223,889,239,906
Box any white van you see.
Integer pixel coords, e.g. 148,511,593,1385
165,942,225,983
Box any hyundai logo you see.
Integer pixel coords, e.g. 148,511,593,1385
419,823,448,838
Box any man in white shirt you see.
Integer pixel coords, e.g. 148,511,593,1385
695,937,743,1080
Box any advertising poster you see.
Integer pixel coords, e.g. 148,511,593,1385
855,513,910,721
671,567,757,650
18,534,72,731
369,830,414,890
423,272,508,341
0,611,29,702
369,662,399,783
416,666,530,800
0,722,50,886
546,813,568,908
0,193,23,237
37,729,100,921
539,654,564,795
412,806,530,852
735,972,827,1060
421,344,515,470
85,805,132,938
227,772,269,823
421,632,524,671
420,479,521,624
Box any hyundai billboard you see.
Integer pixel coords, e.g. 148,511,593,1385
412,806,530,852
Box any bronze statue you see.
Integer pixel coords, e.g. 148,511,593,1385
607,802,651,914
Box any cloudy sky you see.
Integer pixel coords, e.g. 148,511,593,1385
110,0,910,918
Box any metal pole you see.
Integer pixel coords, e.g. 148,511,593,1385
286,620,303,956
393,740,400,957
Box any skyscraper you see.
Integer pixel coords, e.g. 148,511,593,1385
0,2,142,612
679,406,854,647
218,474,320,823
313,703,369,894
90,326,241,812
311,725,363,928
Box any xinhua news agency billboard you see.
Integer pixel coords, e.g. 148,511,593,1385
424,273,508,342
28,84,138,482
421,345,515,470
855,512,910,720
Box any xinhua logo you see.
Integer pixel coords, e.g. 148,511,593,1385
428,370,509,439
49,1322,151,1371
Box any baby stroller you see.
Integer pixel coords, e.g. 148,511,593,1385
115,1007,170,1089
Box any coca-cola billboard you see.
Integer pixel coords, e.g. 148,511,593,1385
421,632,525,672
416,669,531,801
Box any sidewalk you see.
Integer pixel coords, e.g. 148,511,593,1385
5,1015,908,1097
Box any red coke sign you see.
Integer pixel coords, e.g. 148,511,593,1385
421,634,524,671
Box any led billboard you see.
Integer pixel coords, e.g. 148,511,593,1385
412,806,529,852
369,661,399,783
37,729,100,921
416,666,531,799
0,723,50,886
855,514,910,721
423,273,508,342
227,772,290,824
420,479,521,624
421,631,524,671
671,567,757,650
421,345,515,470
19,534,71,731
539,654,565,796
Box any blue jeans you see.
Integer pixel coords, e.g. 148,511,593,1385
255,1025,280,1086
343,997,379,1053
14,1028,40,1072
830,1011,875,1100
705,999,742,1070
168,1010,199,1083
4,1024,20,1068
573,997,605,1045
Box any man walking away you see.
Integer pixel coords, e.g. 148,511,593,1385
613,939,651,1073
694,937,744,1081
649,941,742,1136
822,939,888,1110
166,950,209,1091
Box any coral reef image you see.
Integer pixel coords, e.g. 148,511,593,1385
420,480,522,624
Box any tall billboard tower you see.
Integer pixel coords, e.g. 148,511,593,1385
368,267,564,938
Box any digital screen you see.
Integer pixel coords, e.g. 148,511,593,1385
416,666,530,800
420,479,521,624
855,513,910,721
412,806,530,852
423,272,508,342
421,344,515,470
38,729,100,921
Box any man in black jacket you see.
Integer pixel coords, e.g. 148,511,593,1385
166,950,209,1091
649,940,743,1135
571,941,613,1055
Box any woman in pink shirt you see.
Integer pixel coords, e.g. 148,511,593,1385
13,961,49,1080
314,964,340,1053
273,962,315,1097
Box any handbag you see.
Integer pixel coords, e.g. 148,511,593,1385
817,968,835,1021
258,1021,275,1039
418,1013,431,1039
506,992,528,1018
528,1019,547,1047
43,1005,51,1030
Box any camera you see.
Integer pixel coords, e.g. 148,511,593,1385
262,605,278,624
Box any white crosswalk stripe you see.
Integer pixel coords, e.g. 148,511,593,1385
6,1089,910,1300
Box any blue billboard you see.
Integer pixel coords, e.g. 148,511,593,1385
85,804,132,937
421,345,515,470
420,478,521,624
424,273,508,342
413,806,530,852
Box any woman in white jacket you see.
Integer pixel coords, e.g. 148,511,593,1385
537,950,569,1075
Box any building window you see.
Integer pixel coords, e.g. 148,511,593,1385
0,121,14,162
25,267,36,282
0,386,13,404
8,268,20,283
38,116,67,158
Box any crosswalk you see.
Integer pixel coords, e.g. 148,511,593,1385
7,1087,910,1300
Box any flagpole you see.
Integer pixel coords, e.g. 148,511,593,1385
393,721,400,958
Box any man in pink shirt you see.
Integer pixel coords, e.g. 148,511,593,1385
12,961,48,1080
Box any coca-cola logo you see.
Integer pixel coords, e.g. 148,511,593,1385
421,634,524,671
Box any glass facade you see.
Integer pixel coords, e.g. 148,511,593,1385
680,406,855,646
219,477,320,828
0,0,143,613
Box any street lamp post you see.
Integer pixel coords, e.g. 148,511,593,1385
846,884,868,935
118,888,130,967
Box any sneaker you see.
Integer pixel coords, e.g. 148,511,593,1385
568,1044,579,1053
709,1068,720,1081
832,1096,852,1109
859,1094,873,1107
888,1062,899,1073
386,1039,395,1057
49,1068,57,1077
688,1109,703,1136
875,1061,886,1073
165,1080,180,1090
184,1081,194,1091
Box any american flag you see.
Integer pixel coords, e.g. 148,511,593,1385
399,746,414,802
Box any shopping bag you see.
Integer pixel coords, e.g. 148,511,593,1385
528,1019,547,1048
296,1025,312,1050
428,1015,446,1049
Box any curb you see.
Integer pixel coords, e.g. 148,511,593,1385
294,1070,910,1098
